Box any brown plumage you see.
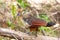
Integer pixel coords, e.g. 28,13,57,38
23,16,55,36
29,18,47,31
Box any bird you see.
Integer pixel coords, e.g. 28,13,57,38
23,15,56,37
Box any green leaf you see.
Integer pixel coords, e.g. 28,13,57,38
17,0,29,9
6,20,12,26
6,20,16,28
39,26,51,32
17,0,22,4
11,5,17,19
39,14,50,22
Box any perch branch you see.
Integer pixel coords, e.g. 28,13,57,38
0,27,32,40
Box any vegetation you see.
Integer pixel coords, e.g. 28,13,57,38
0,0,60,40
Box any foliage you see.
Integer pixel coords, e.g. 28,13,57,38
39,26,51,32
39,26,56,36
39,14,50,22
18,19,24,26
11,4,17,19
39,14,56,36
17,0,29,9
6,20,16,29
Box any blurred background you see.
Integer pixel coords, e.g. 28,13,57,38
0,0,60,40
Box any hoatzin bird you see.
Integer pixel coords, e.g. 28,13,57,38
23,15,56,36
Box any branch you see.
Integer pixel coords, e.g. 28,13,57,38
0,27,32,40
0,27,60,40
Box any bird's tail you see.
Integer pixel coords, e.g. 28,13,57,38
46,22,56,27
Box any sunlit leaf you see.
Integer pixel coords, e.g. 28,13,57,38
17,0,22,4
17,0,29,9
11,5,17,19
6,20,16,29
39,14,50,22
